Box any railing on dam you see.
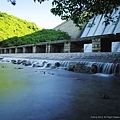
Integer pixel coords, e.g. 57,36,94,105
0,34,120,54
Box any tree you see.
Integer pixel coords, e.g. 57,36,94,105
9,0,120,28
7,0,16,5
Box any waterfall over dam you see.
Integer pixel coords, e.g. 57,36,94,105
0,52,120,75
0,8,120,75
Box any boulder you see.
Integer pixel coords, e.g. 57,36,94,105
22,60,32,66
55,62,61,67
11,60,17,64
90,64,98,73
33,62,43,67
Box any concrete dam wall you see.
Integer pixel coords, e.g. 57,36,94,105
0,34,120,54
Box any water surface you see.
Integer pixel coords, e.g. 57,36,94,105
0,63,120,120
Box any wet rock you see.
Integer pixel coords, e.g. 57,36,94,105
0,57,4,61
46,63,51,68
67,62,76,72
74,62,88,73
1,66,6,68
11,60,17,64
90,64,98,73
17,60,23,64
21,60,27,65
114,63,120,74
55,62,61,67
43,61,47,66
22,60,32,66
67,65,75,72
97,92,110,99
33,62,43,67
14,67,23,70
24,62,32,66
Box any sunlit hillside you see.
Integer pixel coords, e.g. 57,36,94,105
0,11,40,41
0,12,70,47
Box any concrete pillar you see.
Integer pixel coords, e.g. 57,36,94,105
9,48,11,54
4,49,7,54
45,44,48,53
46,44,51,53
64,42,70,53
15,47,18,53
32,45,36,53
92,38,101,52
23,47,26,53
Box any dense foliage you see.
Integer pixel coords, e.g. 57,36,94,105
0,12,39,41
1,29,70,47
0,12,70,47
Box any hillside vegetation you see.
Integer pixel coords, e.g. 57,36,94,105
0,12,70,47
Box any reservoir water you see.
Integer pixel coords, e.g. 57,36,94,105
0,62,120,120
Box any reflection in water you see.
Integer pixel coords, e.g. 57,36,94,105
0,63,120,120
0,63,28,97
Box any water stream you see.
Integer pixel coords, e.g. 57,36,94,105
0,59,120,120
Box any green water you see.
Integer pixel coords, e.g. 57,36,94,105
0,63,28,97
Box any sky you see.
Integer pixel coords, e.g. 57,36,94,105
0,0,64,29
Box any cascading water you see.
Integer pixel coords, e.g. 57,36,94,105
0,57,120,75
66,61,120,74
101,63,114,74
92,62,120,74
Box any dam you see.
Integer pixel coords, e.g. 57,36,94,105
0,7,120,75
0,7,120,54
0,34,120,54
0,8,120,120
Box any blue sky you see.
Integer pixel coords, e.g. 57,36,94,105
0,0,64,29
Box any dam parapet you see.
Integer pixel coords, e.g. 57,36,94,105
0,34,120,54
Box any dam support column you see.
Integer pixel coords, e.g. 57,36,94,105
32,45,36,53
45,44,48,53
46,44,51,53
92,38,101,52
64,42,70,53
23,47,26,53
0,49,3,54
15,47,18,53
9,48,11,54
4,49,6,53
